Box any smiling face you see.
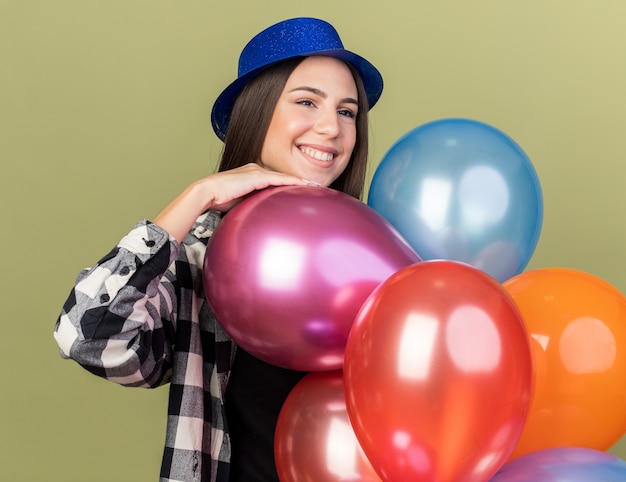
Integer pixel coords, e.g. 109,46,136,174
259,56,359,187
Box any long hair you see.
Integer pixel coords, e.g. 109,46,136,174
217,57,370,199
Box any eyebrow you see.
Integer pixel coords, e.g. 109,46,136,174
288,86,358,105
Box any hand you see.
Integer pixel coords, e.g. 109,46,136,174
203,163,311,212
153,163,310,242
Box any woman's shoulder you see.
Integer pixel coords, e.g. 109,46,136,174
169,211,222,293
177,211,223,270
185,210,222,244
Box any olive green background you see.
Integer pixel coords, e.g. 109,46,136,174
2,1,626,480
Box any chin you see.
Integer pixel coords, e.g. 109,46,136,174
315,177,329,187
313,173,340,188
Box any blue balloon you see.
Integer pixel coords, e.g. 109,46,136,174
368,118,543,282
490,447,626,481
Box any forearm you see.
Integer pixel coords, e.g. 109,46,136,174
54,221,179,387
153,180,215,244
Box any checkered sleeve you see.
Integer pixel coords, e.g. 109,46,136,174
54,220,181,388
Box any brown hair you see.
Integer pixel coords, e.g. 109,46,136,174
217,57,370,199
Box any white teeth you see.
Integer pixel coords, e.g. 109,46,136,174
300,146,334,162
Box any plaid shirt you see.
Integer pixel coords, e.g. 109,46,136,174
54,211,235,482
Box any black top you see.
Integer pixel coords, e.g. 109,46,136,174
225,347,307,481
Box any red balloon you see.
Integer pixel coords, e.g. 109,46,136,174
203,186,420,371
275,371,382,482
344,261,533,482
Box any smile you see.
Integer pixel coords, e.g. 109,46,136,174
299,146,335,162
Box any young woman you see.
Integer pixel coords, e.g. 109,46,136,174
54,17,383,482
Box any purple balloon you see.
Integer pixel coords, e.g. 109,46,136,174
491,447,626,482
203,186,421,371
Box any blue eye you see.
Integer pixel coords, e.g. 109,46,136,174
297,99,315,107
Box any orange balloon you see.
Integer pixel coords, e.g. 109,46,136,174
504,267,626,459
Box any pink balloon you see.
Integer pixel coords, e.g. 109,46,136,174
203,186,420,371
275,371,382,481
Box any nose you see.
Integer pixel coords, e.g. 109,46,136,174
314,107,340,137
